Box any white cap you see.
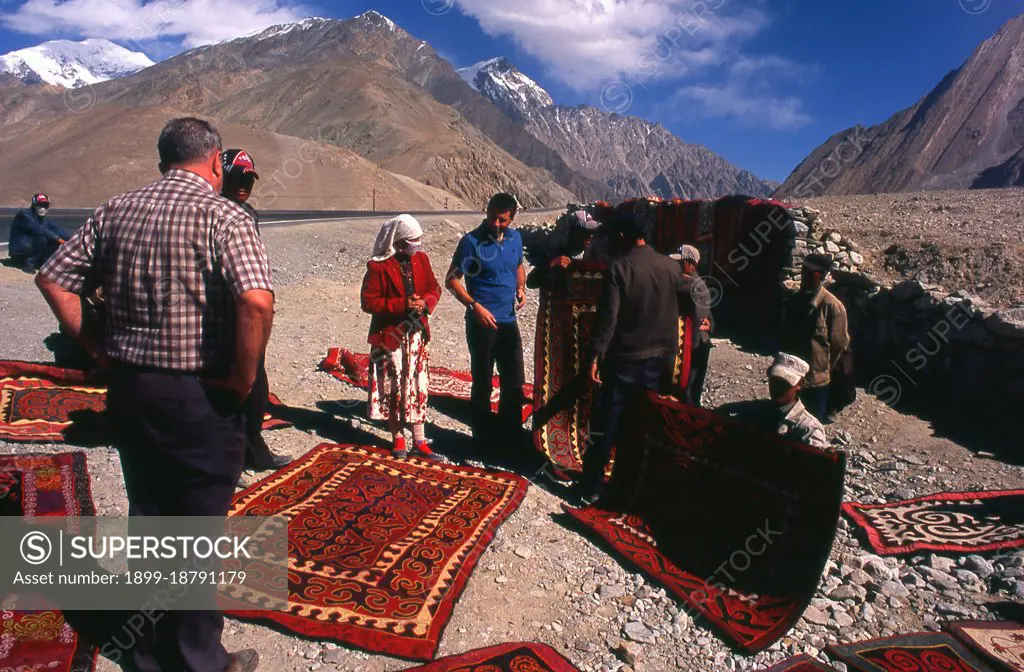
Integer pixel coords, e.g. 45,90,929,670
669,244,700,264
767,353,810,386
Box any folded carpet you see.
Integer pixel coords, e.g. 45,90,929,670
226,444,529,661
842,490,1024,556
399,642,581,671
563,392,845,653
827,632,995,672
319,348,534,423
760,654,839,671
0,451,97,671
0,360,292,443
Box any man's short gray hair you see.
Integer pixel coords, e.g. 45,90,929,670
158,117,222,166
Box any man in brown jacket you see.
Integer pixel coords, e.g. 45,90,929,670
780,253,850,422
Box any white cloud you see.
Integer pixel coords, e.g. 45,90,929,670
668,83,812,130
3,0,307,49
451,0,773,90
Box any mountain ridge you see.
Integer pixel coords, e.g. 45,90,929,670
0,38,154,88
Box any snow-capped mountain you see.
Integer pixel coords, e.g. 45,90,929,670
0,38,154,88
459,57,776,199
458,58,554,123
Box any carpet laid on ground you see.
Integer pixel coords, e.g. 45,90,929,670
949,621,1024,672
531,263,693,473
399,642,581,671
0,452,97,671
842,490,1024,556
563,392,845,654
320,348,534,422
226,444,529,661
760,654,838,671
0,360,293,443
827,632,996,671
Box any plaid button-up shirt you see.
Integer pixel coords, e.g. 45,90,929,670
40,169,273,373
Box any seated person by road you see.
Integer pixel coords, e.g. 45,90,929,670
8,193,69,272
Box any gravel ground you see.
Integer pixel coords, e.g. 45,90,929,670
1,202,1021,672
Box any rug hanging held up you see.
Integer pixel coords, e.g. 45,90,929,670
531,263,693,474
563,392,845,654
0,452,98,672
0,360,292,443
226,444,529,661
842,490,1024,556
399,642,581,671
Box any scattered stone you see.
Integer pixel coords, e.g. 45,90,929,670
928,555,956,573
937,603,972,618
802,606,830,626
599,584,626,599
963,555,994,578
829,585,860,601
849,569,873,586
615,640,644,664
877,580,910,599
514,546,534,559
834,611,855,628
624,621,657,645
322,650,345,664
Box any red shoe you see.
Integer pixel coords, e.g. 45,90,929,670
391,437,408,459
411,441,442,461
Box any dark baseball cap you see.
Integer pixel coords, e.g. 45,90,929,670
221,149,259,179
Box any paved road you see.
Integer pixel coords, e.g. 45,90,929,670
0,208,481,245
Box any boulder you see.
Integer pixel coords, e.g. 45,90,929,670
986,307,1024,340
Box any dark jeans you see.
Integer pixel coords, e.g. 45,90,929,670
466,317,525,447
243,357,273,467
94,364,245,672
11,236,60,269
583,357,667,494
683,342,712,407
800,385,829,422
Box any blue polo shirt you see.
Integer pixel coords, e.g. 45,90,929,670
452,224,523,324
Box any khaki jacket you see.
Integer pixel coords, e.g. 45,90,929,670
781,286,850,389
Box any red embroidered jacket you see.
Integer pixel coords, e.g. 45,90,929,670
360,252,443,352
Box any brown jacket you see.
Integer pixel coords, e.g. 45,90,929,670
780,286,850,389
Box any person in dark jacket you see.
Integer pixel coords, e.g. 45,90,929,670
670,244,714,407
580,212,686,505
8,193,69,272
526,210,600,289
220,149,290,471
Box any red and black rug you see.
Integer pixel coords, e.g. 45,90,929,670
563,392,845,654
948,621,1024,672
226,444,529,661
320,348,534,423
842,490,1024,556
0,360,293,443
827,632,996,671
0,452,97,671
400,642,581,671
532,263,692,473
760,654,839,671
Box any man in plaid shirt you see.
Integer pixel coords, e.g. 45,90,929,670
36,117,273,672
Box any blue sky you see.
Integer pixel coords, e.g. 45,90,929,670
1,1,1021,183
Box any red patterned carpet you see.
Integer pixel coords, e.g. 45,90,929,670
531,263,692,473
563,392,845,653
400,642,581,671
320,348,534,422
949,621,1024,672
842,490,1024,556
827,632,996,672
0,360,292,442
0,452,97,671
760,654,838,671
226,444,529,661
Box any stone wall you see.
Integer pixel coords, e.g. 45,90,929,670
781,206,863,292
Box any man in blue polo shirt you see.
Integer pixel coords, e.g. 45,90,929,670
446,193,527,452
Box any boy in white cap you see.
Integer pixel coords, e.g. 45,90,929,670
670,243,714,406
767,352,828,448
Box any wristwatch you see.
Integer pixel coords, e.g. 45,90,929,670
468,301,477,310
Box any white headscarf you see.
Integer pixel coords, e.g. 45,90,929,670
371,214,424,262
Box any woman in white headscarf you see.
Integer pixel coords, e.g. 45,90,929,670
360,215,443,459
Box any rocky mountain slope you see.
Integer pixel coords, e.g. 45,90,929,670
777,13,1024,197
0,104,461,210
459,57,776,200
0,38,154,88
